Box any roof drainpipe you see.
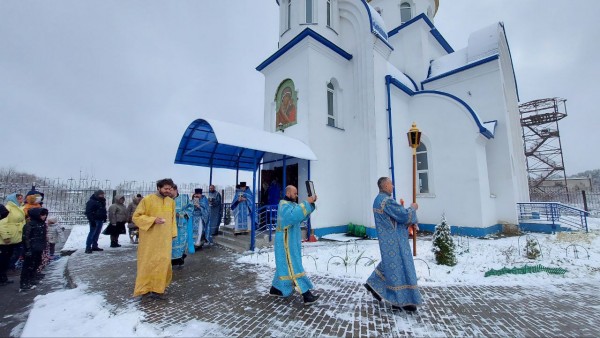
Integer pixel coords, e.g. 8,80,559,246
385,75,397,199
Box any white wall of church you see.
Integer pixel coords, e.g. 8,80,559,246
422,57,524,225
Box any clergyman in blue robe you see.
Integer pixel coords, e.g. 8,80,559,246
192,189,209,247
230,182,253,234
365,177,422,312
269,185,320,306
171,187,193,266
207,185,223,237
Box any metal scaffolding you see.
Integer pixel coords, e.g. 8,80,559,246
519,97,569,198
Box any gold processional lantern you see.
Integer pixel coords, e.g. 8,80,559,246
406,122,421,256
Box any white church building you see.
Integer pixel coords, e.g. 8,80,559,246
177,0,530,239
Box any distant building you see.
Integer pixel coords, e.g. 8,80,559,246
538,177,594,192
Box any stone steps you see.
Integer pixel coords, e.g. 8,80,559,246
213,226,273,253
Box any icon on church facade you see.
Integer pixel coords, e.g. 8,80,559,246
275,79,297,131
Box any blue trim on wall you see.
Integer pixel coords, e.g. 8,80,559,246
403,72,419,91
256,28,353,71
499,22,521,102
385,76,397,199
359,0,394,51
386,75,494,139
418,223,503,237
314,225,348,238
483,120,498,136
422,54,499,86
387,13,454,53
519,222,570,234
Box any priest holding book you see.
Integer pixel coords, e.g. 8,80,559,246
269,184,319,306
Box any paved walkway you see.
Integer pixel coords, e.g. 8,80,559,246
63,244,600,337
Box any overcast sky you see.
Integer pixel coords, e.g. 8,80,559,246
0,0,598,187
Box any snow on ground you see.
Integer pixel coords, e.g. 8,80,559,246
238,219,600,286
22,224,229,338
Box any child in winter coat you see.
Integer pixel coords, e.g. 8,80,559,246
46,216,64,258
20,207,48,291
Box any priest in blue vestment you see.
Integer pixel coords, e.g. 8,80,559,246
192,188,209,248
230,182,253,234
269,185,320,306
365,177,422,312
171,185,193,266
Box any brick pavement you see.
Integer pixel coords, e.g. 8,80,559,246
62,244,600,337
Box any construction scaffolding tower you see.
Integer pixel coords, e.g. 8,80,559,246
519,97,568,198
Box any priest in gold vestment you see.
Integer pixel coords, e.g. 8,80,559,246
132,178,177,299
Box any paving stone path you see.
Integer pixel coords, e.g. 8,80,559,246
64,244,600,337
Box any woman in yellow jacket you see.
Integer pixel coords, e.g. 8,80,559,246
0,193,26,285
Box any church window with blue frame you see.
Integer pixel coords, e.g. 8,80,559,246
327,82,336,127
416,143,429,193
400,2,412,23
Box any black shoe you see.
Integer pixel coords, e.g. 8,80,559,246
150,292,166,300
85,249,93,254
302,290,320,306
0,280,15,286
92,247,104,251
364,283,382,302
402,305,417,312
269,286,284,298
391,305,403,311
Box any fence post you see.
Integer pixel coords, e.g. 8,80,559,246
582,190,589,212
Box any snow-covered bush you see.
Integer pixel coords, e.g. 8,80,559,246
432,215,457,266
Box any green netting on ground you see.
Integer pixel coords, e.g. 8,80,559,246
485,264,568,277
347,223,367,237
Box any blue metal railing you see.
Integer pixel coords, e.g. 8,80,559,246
256,204,278,242
517,202,589,232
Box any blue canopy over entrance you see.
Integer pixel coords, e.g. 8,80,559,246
174,118,317,251
175,118,316,171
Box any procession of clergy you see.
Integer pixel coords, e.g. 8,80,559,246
132,177,421,312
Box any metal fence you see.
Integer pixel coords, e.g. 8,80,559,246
529,190,600,216
0,177,237,224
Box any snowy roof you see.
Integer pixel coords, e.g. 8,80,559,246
175,119,317,171
366,3,388,41
386,63,418,91
428,23,501,79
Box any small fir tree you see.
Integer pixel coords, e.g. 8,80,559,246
431,215,457,266
524,238,541,259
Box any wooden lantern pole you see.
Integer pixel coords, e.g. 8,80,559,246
407,122,421,257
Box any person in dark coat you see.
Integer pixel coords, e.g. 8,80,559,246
20,207,48,291
0,204,9,221
84,190,107,254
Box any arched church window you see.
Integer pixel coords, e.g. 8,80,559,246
327,82,336,127
400,2,412,23
416,143,429,193
306,0,314,24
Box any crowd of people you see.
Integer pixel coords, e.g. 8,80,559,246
0,188,64,291
2,176,422,312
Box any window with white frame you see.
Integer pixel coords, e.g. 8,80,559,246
305,0,314,23
286,0,292,30
327,0,332,27
416,143,429,193
400,2,412,23
327,82,336,127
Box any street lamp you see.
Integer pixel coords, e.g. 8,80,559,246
407,122,421,257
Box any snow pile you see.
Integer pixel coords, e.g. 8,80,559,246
62,223,137,252
21,284,227,337
238,223,600,286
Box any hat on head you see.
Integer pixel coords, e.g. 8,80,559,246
195,188,203,194
239,182,247,188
